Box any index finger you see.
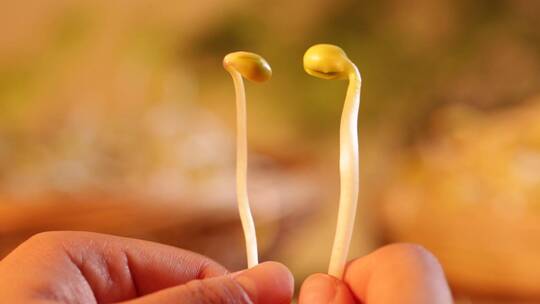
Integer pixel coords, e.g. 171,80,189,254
344,243,453,304
0,231,229,302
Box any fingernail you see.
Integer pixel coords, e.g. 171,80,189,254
233,262,294,304
300,274,336,304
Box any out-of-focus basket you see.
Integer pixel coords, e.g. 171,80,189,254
0,92,321,269
0,157,319,270
379,97,540,300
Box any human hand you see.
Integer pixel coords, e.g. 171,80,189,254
0,231,293,303
299,243,453,304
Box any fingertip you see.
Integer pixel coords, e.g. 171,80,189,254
234,262,294,304
344,243,453,304
299,273,356,304
299,274,334,304
344,243,446,285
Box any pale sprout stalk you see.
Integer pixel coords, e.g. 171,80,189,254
223,52,272,268
303,44,362,278
330,66,361,278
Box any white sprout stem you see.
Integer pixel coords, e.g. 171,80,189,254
230,70,259,268
328,65,361,278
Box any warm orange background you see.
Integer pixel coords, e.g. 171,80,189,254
1,1,540,303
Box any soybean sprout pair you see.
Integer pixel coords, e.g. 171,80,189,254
223,44,361,279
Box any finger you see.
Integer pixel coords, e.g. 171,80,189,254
344,243,453,304
299,273,357,304
0,231,228,303
122,261,294,304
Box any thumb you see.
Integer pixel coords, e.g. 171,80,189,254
299,273,357,304
123,262,294,304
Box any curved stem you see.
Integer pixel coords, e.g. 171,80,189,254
328,64,361,278
229,69,259,268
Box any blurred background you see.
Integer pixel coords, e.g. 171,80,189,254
1,0,540,302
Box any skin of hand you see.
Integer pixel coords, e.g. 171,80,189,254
0,231,294,304
299,243,453,304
